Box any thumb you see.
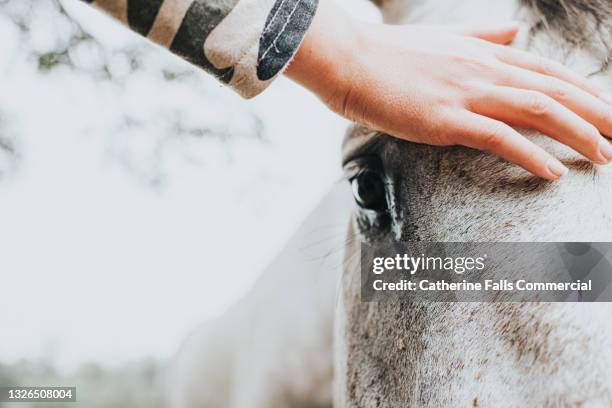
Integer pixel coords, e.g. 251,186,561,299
454,22,519,44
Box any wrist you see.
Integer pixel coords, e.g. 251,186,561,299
285,1,359,108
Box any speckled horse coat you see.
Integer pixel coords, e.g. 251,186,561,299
336,0,612,406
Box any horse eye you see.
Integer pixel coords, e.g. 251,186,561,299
351,171,387,211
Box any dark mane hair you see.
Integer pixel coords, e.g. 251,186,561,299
522,1,610,44
522,0,611,72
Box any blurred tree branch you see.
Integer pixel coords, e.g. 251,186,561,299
0,0,265,187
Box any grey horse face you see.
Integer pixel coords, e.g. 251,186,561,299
338,125,612,407
342,123,612,245
336,1,612,406
341,125,553,244
340,0,612,245
341,126,425,245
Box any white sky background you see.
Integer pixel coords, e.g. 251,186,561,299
0,0,379,370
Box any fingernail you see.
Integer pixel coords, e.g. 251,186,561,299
547,159,568,178
599,139,612,163
601,93,612,105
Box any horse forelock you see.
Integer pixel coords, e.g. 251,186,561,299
522,0,612,43
522,0,612,73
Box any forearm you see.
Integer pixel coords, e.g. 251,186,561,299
82,0,319,98
285,0,356,112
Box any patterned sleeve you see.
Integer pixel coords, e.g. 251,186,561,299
81,0,319,98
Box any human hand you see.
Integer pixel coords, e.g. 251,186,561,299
285,1,612,180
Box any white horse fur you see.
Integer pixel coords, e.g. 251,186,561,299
169,0,612,406
167,183,350,408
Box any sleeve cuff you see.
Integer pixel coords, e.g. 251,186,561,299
204,0,319,99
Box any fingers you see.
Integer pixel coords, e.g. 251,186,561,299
495,47,605,98
454,113,568,180
495,66,612,137
458,23,519,44
431,22,519,44
468,86,612,164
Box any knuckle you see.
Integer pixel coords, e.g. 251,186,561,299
547,81,570,102
585,125,602,148
596,107,612,125
539,59,558,76
463,83,488,105
433,120,458,146
525,93,551,117
456,55,495,74
489,61,513,84
481,126,507,150
431,133,451,146
489,65,514,86
495,72,514,86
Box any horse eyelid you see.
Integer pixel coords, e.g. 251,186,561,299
343,154,385,176
343,163,362,181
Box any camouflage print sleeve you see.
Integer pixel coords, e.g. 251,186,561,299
81,0,319,98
